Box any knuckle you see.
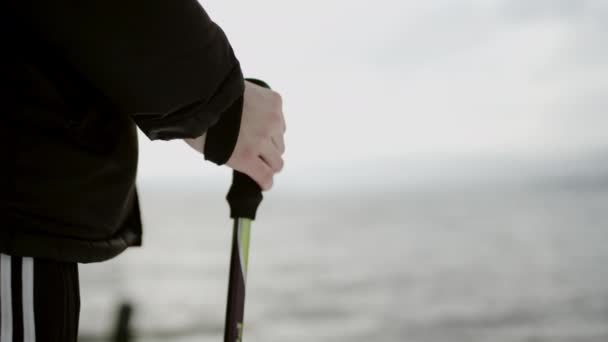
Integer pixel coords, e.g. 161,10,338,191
274,108,284,120
264,176,274,190
276,158,285,172
253,170,265,185
259,128,272,140
269,110,283,126
265,171,275,185
256,172,270,190
271,91,283,106
263,167,274,180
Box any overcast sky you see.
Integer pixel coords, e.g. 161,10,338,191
137,0,607,187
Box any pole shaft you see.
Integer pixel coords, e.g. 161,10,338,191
224,218,252,342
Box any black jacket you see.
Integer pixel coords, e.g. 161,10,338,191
1,1,245,263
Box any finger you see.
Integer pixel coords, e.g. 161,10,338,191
244,158,274,191
272,135,285,155
280,111,286,133
260,141,284,173
270,110,286,135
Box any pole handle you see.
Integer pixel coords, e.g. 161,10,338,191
226,78,270,220
227,171,263,219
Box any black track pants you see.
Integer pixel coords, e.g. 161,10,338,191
0,254,80,342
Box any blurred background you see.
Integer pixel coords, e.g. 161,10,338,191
79,0,608,341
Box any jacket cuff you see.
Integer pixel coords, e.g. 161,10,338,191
203,93,244,165
203,78,272,165
138,62,245,141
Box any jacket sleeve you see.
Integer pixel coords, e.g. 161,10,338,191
22,0,244,164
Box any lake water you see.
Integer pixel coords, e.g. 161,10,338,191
78,185,608,341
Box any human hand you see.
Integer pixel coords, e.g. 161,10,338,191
184,80,286,190
226,80,286,190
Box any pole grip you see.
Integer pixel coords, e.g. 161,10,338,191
227,171,263,219
226,78,270,220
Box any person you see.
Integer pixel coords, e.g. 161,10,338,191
1,1,286,341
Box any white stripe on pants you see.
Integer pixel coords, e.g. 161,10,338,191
22,257,35,342
0,254,12,342
0,254,36,342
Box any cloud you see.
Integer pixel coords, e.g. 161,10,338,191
366,0,608,157
501,0,589,22
195,0,607,168
498,0,608,152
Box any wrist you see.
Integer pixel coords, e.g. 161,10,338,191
203,93,244,165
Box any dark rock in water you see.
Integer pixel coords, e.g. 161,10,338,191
113,302,133,342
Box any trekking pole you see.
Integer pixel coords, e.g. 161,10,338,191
224,79,269,342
